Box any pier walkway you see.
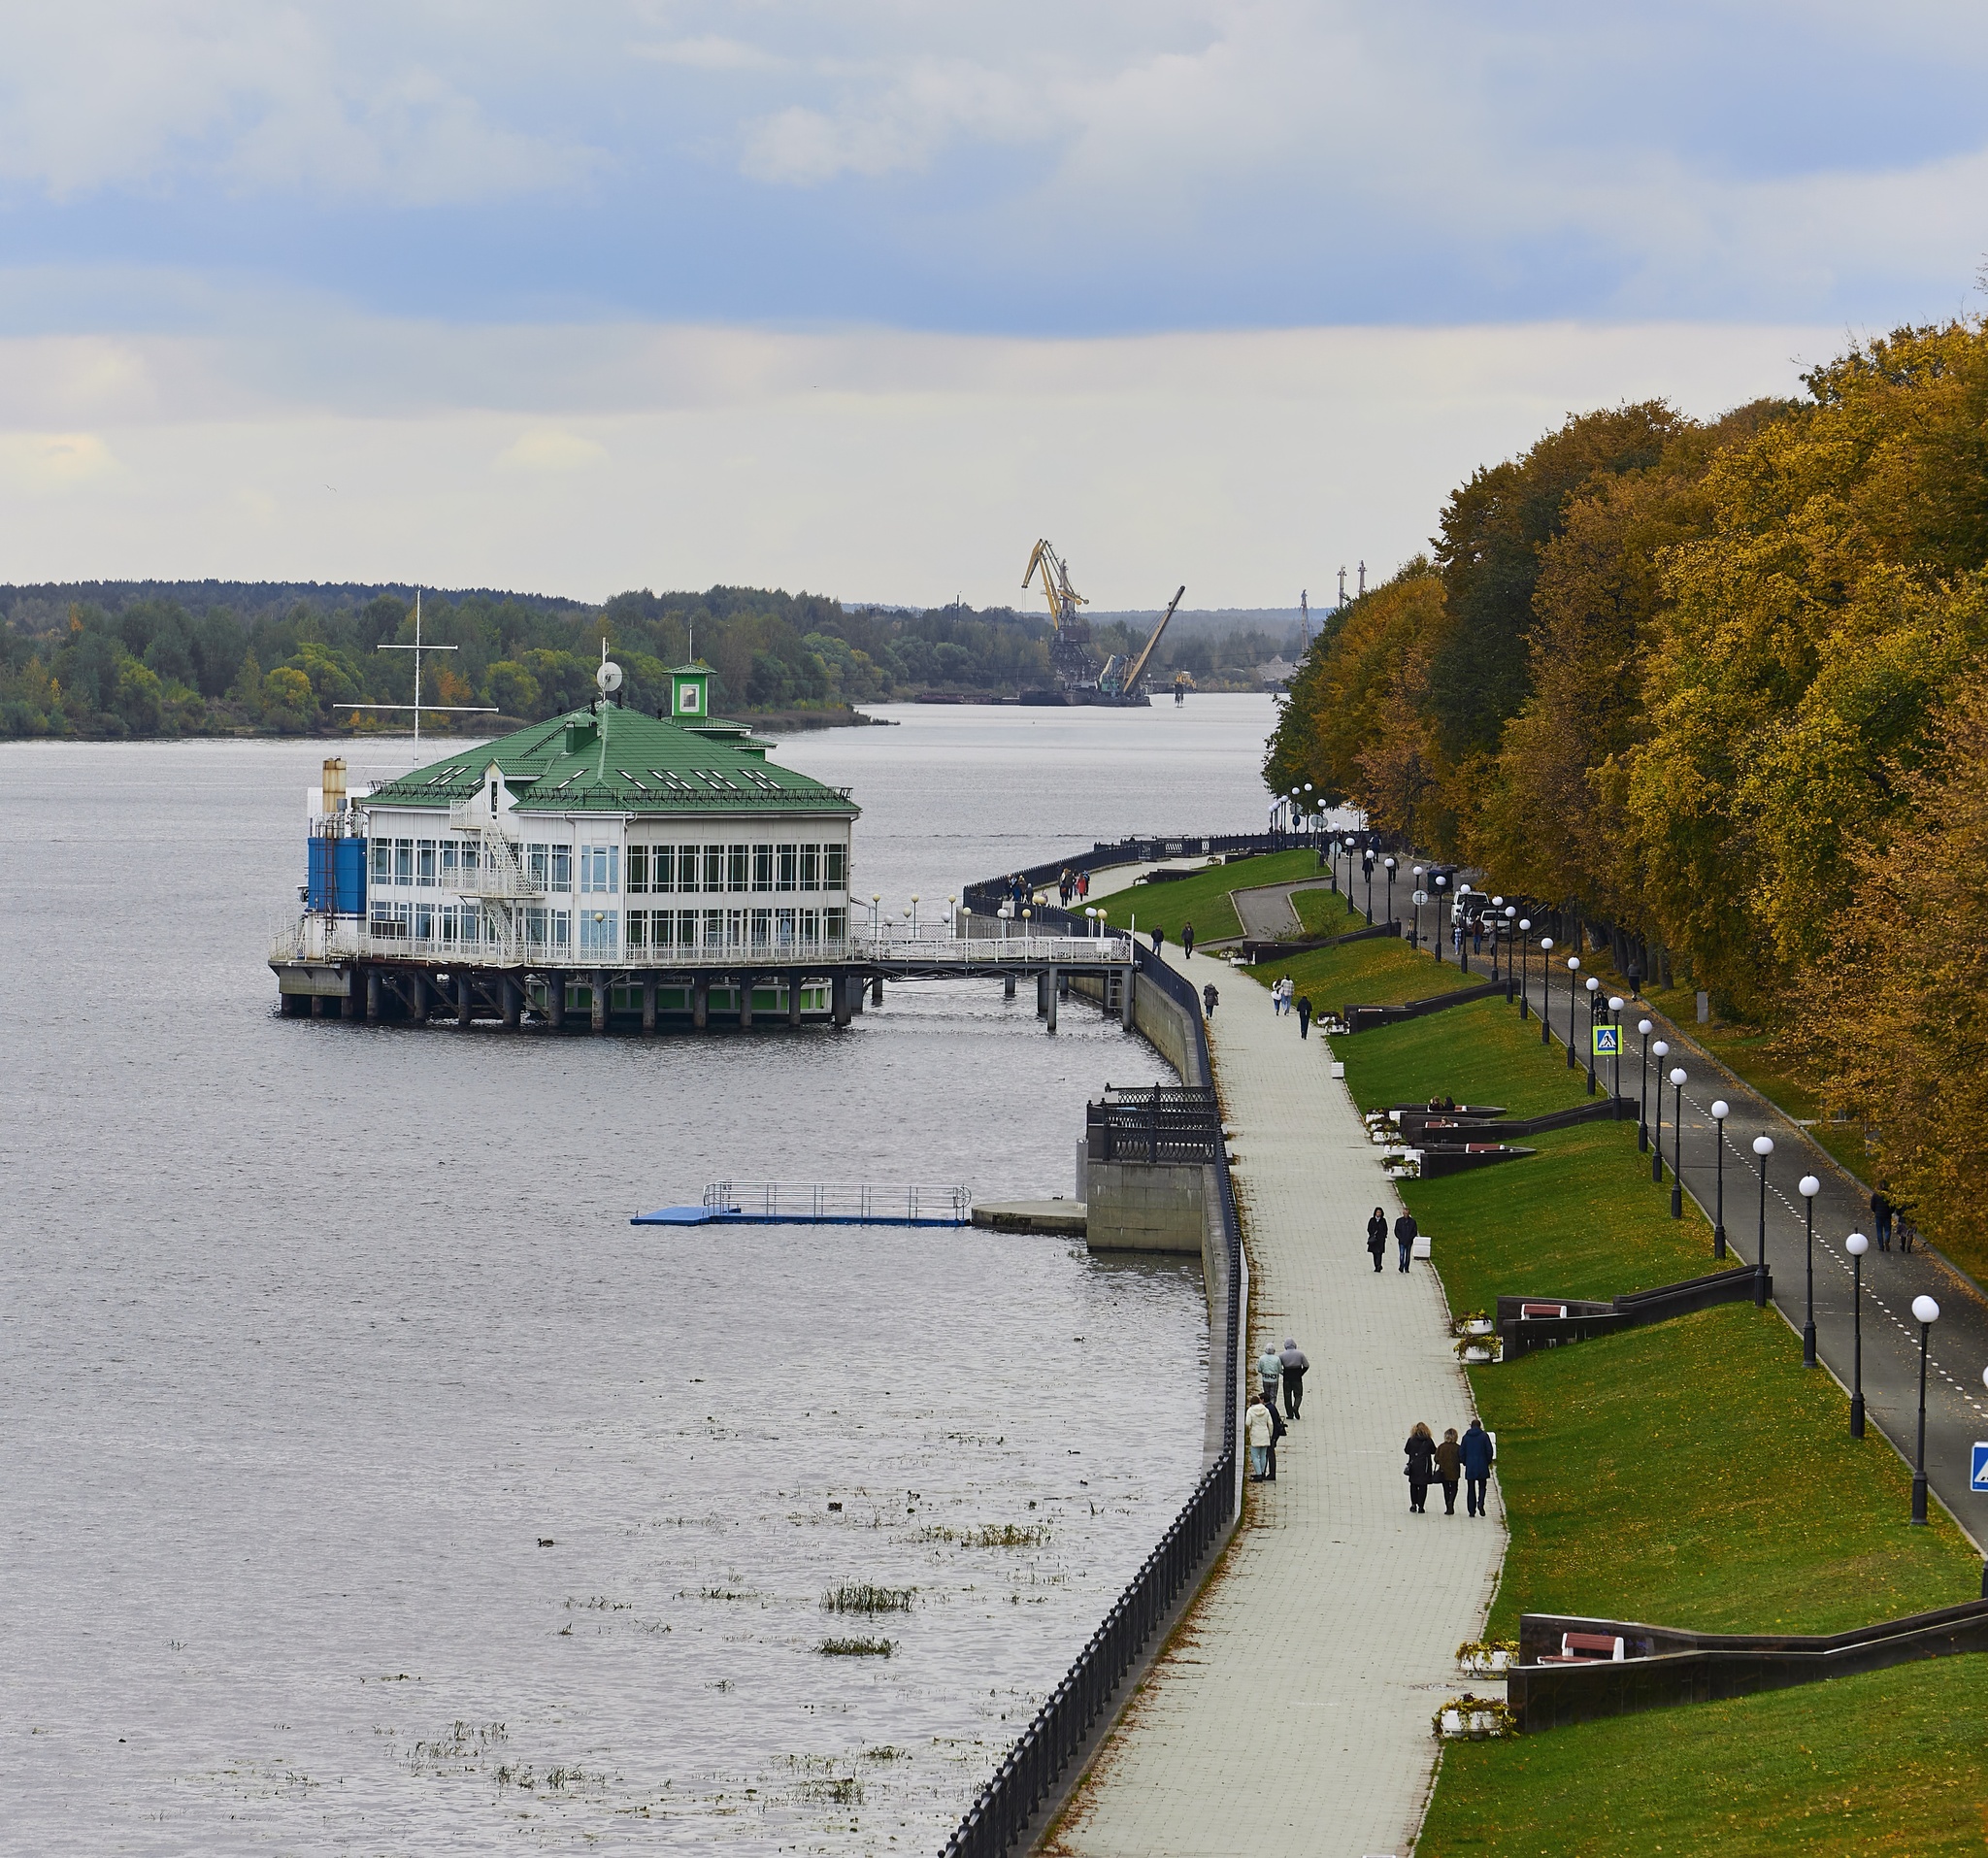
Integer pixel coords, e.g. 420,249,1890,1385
1047,957,1504,1858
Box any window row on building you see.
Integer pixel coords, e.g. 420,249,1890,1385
366,833,848,896
365,898,850,954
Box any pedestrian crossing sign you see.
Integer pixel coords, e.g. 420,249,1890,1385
1972,1442,1988,1493
1593,1025,1621,1056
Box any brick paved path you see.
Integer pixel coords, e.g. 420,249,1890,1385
1047,962,1505,1858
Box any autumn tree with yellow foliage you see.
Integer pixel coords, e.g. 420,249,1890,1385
1266,317,1988,1276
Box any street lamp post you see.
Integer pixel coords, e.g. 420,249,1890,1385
1384,856,1397,923
1457,883,1472,973
1909,1295,1940,1524
1651,1040,1669,1180
1669,1068,1687,1216
1638,1019,1654,1152
1565,954,1580,1066
1800,1174,1821,1367
1434,874,1448,963
1515,917,1530,1013
1752,1135,1774,1308
1608,996,1625,1112
1844,1232,1869,1438
1710,1101,1730,1257
1364,852,1375,922
1538,937,1553,1042
1584,976,1601,1095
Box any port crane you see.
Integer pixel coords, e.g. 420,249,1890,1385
1020,541,1184,706
1100,583,1185,700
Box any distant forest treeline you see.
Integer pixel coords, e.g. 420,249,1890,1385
0,580,1295,742
1265,317,1988,1274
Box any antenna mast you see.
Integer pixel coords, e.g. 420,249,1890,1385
334,587,498,742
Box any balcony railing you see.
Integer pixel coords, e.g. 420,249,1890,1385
271,923,1132,970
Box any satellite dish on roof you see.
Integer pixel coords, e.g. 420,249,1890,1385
597,659,623,696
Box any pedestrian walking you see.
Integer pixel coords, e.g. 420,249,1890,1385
1077,870,1090,902
1404,1422,1436,1512
1435,1427,1462,1514
1264,1398,1287,1480
1872,1186,1894,1252
1366,1207,1388,1273
1394,1210,1418,1273
1898,1206,1918,1253
1295,993,1312,1038
1279,1338,1309,1419
1151,925,1166,954
1203,981,1219,1016
1182,921,1196,959
1245,1393,1274,1481
1460,1417,1495,1516
1257,1344,1282,1405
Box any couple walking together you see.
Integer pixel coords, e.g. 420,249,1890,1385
1244,1338,1308,1481
1405,1418,1495,1516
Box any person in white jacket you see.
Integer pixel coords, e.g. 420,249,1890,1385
1245,1394,1276,1481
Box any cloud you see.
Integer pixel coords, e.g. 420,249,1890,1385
0,430,120,487
0,3,603,203
0,4,1985,328
0,311,1837,603
493,429,609,472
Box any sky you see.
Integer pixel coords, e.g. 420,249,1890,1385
2,1,1985,608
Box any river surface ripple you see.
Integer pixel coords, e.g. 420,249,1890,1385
4,697,1276,1853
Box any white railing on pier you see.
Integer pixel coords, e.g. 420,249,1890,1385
270,923,1131,969
705,1181,972,1225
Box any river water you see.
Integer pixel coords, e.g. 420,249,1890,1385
4,696,1276,1855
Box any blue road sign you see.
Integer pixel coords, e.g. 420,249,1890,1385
1593,1025,1621,1057
1972,1442,1988,1493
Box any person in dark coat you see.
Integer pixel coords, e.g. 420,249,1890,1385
1404,1422,1436,1512
1872,1186,1894,1252
1434,1427,1462,1514
1460,1418,1495,1516
1366,1208,1388,1273
1394,1210,1417,1274
1265,1399,1287,1480
1181,921,1196,959
1279,1338,1308,1419
1202,981,1219,1016
1151,925,1166,954
1295,994,1312,1038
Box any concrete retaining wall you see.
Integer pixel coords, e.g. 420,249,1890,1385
1086,1159,1210,1254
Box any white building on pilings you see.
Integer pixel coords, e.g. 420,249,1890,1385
271,660,1137,1033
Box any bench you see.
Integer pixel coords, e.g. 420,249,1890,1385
1520,1302,1570,1320
1538,1631,1627,1664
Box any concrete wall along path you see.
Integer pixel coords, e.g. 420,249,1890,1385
1047,955,1505,1858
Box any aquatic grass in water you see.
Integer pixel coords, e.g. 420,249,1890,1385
818,1637,895,1656
820,1580,916,1613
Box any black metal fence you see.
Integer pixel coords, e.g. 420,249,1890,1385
941,947,1242,1858
1086,1084,1221,1164
962,830,1311,915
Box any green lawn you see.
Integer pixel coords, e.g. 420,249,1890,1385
1422,1657,1988,1856
1244,927,1460,1010
1290,883,1361,938
1097,848,1321,943
1254,969,1988,1849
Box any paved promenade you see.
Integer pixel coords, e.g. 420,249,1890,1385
1048,956,1504,1858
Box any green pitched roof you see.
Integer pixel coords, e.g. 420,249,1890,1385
367,704,859,816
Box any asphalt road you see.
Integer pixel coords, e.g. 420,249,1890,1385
1467,933,1988,1564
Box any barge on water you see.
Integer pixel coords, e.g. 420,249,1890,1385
271,659,1138,1034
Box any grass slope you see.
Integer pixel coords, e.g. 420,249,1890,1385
1239,962,1987,1851
1097,849,1319,943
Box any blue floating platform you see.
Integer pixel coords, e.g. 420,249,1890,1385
632,1206,969,1228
